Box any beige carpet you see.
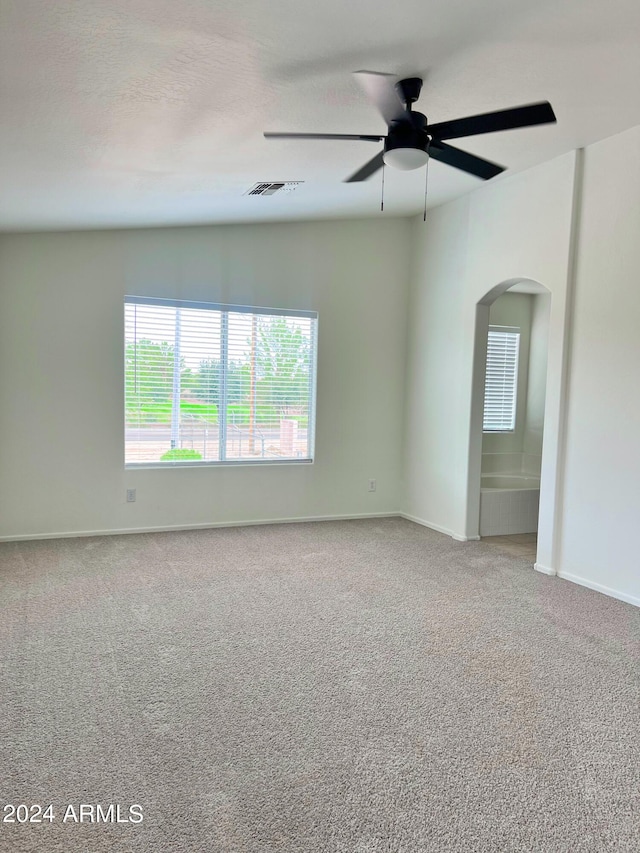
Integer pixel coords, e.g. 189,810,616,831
1,518,638,852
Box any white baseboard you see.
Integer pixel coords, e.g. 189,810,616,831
557,570,640,609
0,512,400,543
400,513,454,537
400,513,479,541
534,562,556,576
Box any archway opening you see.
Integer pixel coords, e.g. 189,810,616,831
468,278,551,564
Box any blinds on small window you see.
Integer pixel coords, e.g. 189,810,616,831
125,297,317,465
483,326,520,432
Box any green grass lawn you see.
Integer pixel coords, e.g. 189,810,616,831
125,400,296,426
126,401,218,424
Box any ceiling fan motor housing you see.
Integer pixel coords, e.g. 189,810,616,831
383,111,430,169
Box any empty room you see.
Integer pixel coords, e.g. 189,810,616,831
1,1,639,851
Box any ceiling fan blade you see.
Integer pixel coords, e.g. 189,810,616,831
353,71,409,125
429,141,505,180
426,101,556,141
264,132,383,142
344,151,385,182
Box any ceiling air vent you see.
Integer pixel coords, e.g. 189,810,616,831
244,181,303,196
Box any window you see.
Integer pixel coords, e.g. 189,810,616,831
125,297,317,465
483,325,520,432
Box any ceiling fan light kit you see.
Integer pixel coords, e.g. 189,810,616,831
264,71,557,191
383,147,429,170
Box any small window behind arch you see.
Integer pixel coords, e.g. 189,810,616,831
483,325,520,432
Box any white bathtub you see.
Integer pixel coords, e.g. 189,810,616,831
480,473,540,536
482,474,540,490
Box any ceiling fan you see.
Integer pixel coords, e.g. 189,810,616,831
264,72,557,182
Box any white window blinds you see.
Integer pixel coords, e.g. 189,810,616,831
483,326,520,432
125,297,317,465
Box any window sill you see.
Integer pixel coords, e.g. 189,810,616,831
125,458,314,469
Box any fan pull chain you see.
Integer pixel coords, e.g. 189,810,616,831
380,162,386,212
423,155,430,222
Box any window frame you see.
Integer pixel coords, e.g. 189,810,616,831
124,296,318,468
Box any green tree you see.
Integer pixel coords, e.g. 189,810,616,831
254,318,311,416
195,358,220,404
125,339,193,417
126,339,175,404
195,359,249,405
227,362,250,403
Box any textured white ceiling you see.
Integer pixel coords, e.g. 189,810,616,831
2,0,640,231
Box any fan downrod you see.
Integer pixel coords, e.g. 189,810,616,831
395,77,423,110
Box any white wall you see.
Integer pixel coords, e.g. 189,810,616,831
402,200,472,536
403,152,576,553
0,218,411,538
523,293,550,472
558,125,640,605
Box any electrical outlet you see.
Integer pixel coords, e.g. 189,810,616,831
126,488,136,503
368,479,377,492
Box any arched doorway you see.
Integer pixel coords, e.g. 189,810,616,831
467,278,557,572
